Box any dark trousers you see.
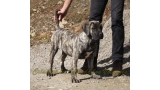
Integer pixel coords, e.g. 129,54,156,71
82,0,124,69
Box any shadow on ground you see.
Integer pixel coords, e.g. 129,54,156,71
96,45,130,77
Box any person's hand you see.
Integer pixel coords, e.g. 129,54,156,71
54,8,68,22
53,0,72,22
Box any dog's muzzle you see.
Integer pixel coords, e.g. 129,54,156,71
99,32,103,39
99,25,103,39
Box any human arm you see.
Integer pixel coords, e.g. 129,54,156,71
54,0,72,21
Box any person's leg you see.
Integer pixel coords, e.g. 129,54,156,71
89,0,108,22
78,0,107,74
111,0,124,77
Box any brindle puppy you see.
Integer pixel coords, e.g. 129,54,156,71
47,10,103,83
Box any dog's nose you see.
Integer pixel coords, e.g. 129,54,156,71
99,32,103,39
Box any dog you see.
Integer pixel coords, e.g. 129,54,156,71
47,10,103,83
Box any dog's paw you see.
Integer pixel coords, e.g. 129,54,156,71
91,74,102,79
47,70,55,77
71,78,81,83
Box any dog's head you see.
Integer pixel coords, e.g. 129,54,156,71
82,21,103,40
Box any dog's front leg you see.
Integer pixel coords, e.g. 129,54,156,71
71,52,81,83
87,53,102,79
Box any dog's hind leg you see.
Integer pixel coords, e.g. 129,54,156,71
47,44,58,77
60,51,68,73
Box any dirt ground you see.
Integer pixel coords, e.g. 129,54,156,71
30,9,130,90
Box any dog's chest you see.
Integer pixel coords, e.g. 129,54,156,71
84,51,93,58
79,50,93,59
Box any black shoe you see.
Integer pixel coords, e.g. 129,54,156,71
112,60,122,77
78,68,88,74
78,60,89,74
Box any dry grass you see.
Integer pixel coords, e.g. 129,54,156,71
30,0,130,46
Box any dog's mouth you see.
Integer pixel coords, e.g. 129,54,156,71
99,32,103,39
91,32,103,40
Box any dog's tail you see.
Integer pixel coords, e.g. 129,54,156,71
55,9,60,30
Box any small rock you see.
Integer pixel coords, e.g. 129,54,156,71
57,1,63,4
59,19,68,28
77,11,81,14
41,6,45,9
32,9,36,12
30,32,36,37
85,82,89,84
31,13,34,16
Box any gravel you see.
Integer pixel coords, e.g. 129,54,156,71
30,10,130,90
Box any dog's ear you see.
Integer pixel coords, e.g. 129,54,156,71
82,22,90,35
